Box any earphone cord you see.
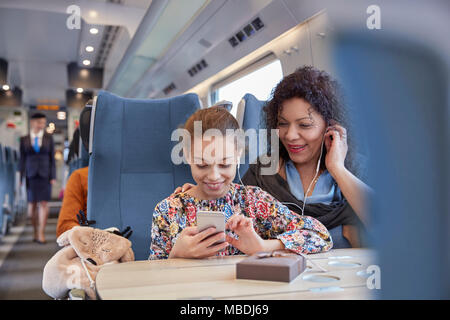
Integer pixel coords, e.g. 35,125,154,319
237,163,249,196
236,151,328,272
284,135,325,216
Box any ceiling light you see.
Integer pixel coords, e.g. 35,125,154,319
2,84,10,90
89,28,99,35
76,88,84,93
89,11,98,18
80,69,89,77
82,59,91,66
85,46,94,52
57,111,66,120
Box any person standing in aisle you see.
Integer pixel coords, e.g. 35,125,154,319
20,113,56,244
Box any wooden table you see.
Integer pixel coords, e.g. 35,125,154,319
96,248,377,300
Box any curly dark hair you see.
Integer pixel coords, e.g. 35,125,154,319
264,66,358,175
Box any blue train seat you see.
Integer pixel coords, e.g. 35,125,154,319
4,147,16,225
12,149,25,219
0,145,10,235
332,18,449,297
87,91,201,260
0,145,4,234
235,93,267,180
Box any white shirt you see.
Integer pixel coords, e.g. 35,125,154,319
30,130,44,148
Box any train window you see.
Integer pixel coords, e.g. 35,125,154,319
211,58,283,117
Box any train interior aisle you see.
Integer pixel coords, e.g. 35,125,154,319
0,0,448,302
0,204,60,300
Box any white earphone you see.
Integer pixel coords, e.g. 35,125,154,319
236,161,249,194
284,132,326,216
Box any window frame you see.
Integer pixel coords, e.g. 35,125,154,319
210,53,281,105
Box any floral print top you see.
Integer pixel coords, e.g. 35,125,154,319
149,184,332,260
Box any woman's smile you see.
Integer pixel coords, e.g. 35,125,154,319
204,181,225,191
287,144,307,153
186,135,240,200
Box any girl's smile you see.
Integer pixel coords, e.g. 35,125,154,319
187,136,240,200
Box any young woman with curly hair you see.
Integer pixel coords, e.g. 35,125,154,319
241,66,371,248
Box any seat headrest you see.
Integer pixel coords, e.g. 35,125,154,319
211,100,233,112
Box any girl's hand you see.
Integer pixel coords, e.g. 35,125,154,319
225,215,265,255
324,122,348,177
169,226,229,259
171,183,195,196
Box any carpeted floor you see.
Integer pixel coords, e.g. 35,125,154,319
0,208,61,300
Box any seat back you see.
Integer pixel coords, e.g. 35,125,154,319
333,26,449,297
4,147,16,223
12,149,25,218
235,93,267,180
0,145,7,234
87,91,200,260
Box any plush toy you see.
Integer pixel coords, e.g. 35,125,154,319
42,226,134,300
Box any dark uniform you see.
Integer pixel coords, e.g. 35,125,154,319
19,132,55,202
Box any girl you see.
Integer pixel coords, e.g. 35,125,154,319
149,106,332,260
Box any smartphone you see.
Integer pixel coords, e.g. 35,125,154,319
196,211,226,245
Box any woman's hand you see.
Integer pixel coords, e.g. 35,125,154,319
324,122,372,225
168,226,229,259
171,183,195,196
225,215,266,255
324,122,348,177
